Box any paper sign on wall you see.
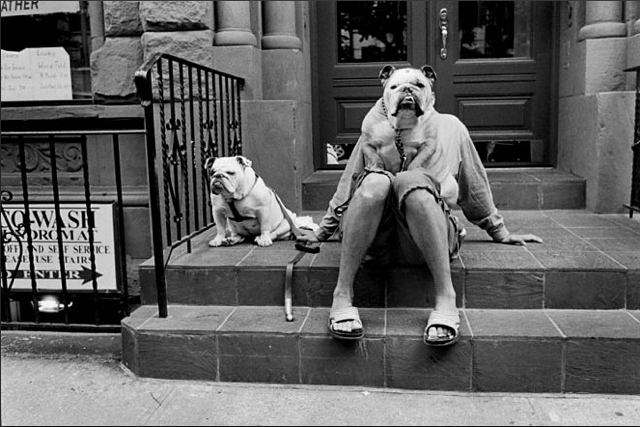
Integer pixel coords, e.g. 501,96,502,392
1,47,73,101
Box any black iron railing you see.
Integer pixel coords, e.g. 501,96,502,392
1,130,144,332
134,53,245,318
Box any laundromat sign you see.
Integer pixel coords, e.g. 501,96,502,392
1,1,79,17
1,203,119,291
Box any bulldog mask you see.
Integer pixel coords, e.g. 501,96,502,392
360,65,438,174
379,64,436,130
206,156,294,247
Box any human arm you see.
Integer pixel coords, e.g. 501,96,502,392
455,124,542,245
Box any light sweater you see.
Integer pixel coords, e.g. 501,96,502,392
315,98,510,243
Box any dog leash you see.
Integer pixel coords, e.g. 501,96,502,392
271,190,320,322
381,99,407,172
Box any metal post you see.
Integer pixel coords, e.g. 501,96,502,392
135,68,169,319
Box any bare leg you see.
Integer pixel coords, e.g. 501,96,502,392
403,189,458,340
331,173,391,334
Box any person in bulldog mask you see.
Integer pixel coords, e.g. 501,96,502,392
298,65,542,346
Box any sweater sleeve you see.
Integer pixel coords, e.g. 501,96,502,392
456,125,510,242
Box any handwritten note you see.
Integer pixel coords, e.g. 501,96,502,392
1,47,73,101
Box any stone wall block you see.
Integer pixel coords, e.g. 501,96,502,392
142,30,214,66
140,1,213,32
584,38,627,93
211,46,262,100
104,1,143,37
91,37,143,98
141,31,214,100
262,50,306,101
557,92,635,213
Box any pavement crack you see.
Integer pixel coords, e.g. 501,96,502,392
150,392,163,407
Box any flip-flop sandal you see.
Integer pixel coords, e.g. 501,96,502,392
328,306,364,340
424,310,460,347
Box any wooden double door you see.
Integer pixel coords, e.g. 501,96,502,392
312,1,555,168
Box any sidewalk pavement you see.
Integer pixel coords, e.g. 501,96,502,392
2,331,639,426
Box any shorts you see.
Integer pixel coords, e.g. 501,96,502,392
339,168,463,266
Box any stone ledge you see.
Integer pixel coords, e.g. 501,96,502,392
302,169,587,211
0,104,143,122
122,305,640,393
1,330,121,358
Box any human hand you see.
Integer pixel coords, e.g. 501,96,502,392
497,234,543,246
296,228,321,244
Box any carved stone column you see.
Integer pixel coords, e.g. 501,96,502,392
214,1,257,46
579,1,626,40
262,1,301,49
87,0,104,51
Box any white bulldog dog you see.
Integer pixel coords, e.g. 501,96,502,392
206,156,294,247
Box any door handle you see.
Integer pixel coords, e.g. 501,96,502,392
439,7,449,60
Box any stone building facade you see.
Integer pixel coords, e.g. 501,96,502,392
90,1,314,214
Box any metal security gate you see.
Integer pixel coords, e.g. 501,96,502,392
134,53,245,318
1,130,142,332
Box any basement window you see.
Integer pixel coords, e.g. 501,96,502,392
1,1,96,102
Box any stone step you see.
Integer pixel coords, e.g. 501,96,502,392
138,210,640,311
121,305,640,394
302,168,586,211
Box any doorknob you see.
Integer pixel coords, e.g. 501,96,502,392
439,7,449,60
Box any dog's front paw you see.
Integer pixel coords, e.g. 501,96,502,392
209,235,227,247
255,234,273,247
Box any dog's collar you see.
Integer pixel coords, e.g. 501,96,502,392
224,174,259,222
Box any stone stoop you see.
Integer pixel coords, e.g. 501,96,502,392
125,210,640,394
122,305,640,394
302,168,586,211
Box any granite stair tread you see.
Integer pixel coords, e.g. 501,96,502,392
122,305,640,394
302,168,586,211
138,210,640,310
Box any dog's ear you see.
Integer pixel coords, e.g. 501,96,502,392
421,65,437,85
204,157,215,171
235,156,252,168
379,65,397,86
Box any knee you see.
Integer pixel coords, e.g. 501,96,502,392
403,187,438,214
356,173,391,202
393,169,428,194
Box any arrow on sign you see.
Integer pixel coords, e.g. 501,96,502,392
78,265,103,284
6,266,103,284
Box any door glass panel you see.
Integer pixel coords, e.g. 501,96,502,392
337,1,407,63
474,139,545,166
459,1,532,59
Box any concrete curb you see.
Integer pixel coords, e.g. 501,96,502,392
1,330,122,359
